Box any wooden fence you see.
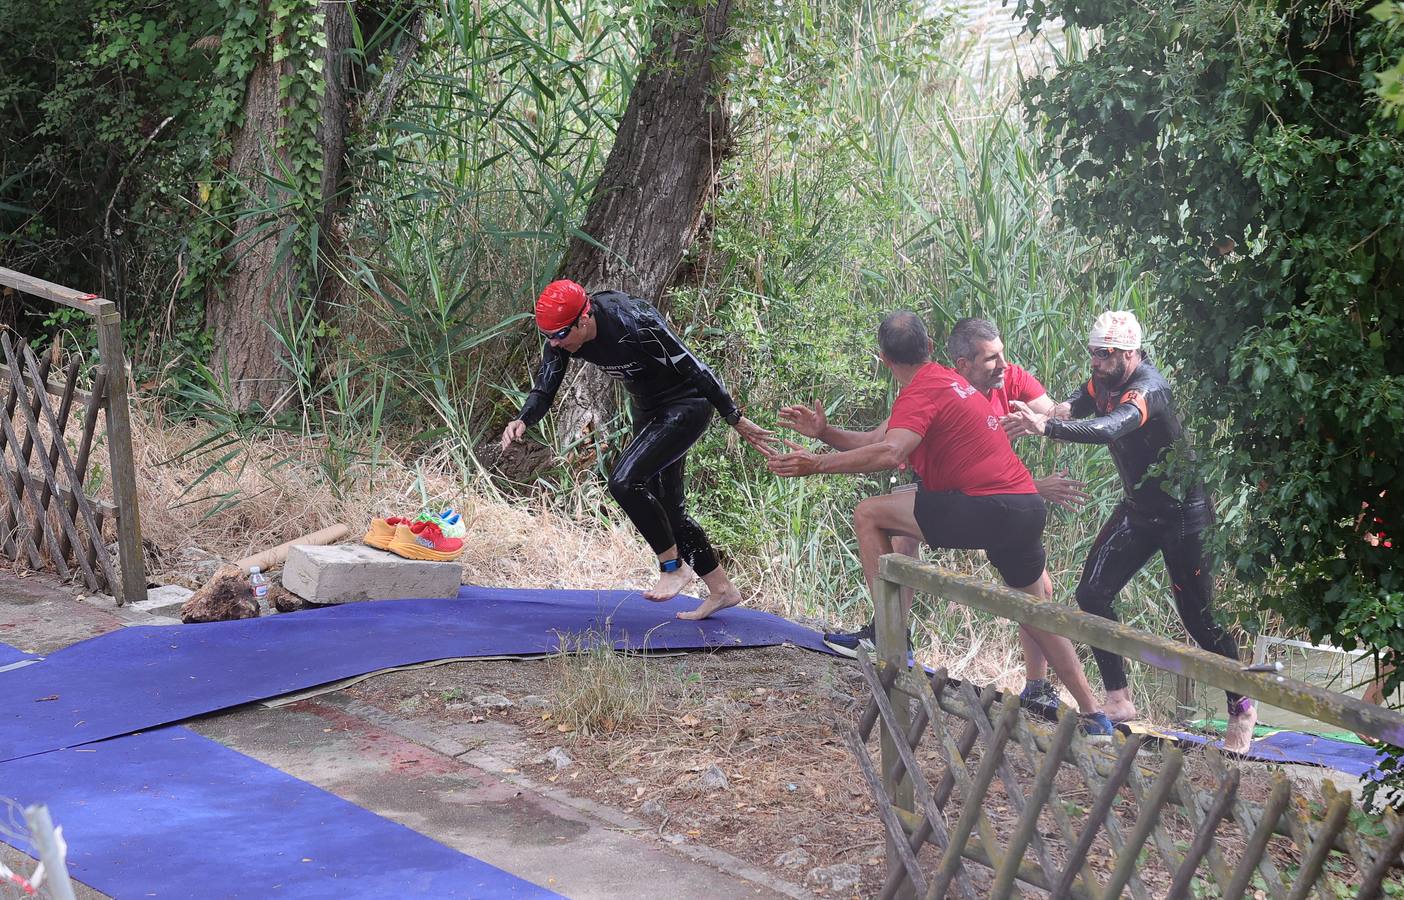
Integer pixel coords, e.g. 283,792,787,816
857,554,1404,898
0,268,145,605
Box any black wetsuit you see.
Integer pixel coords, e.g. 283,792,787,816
1046,359,1243,706
518,291,739,575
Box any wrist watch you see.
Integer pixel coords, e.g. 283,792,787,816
724,410,743,427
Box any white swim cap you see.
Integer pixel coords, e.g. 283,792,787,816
1088,311,1143,350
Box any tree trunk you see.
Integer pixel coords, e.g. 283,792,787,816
554,0,735,443
206,2,356,412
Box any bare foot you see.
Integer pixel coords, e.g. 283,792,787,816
1101,700,1138,723
1223,701,1258,754
643,563,695,601
675,588,743,621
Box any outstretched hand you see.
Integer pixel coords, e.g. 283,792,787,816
766,438,822,477
499,419,527,451
733,416,781,456
1001,400,1049,438
1034,469,1090,510
778,401,827,439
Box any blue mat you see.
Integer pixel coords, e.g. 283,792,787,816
0,726,558,898
1165,728,1389,778
0,586,831,762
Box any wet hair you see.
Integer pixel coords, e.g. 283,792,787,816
878,311,930,365
947,317,1000,365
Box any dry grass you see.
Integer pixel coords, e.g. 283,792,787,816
547,630,663,735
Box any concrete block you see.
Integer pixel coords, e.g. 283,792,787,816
283,544,461,604
133,584,196,613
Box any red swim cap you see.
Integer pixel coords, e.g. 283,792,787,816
536,280,589,331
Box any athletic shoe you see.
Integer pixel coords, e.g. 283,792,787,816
363,515,412,550
823,622,876,659
387,521,464,562
1077,711,1115,742
1019,679,1061,713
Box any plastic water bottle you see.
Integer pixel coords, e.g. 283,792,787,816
250,566,269,605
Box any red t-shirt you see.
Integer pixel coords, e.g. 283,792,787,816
986,363,1046,416
888,363,1037,496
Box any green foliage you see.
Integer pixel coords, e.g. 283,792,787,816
1020,0,1404,683
1372,0,1404,123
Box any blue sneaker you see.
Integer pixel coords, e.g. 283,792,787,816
823,622,875,659
1077,711,1114,742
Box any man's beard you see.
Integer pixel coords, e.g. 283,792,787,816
1092,358,1129,392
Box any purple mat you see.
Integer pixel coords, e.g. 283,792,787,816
1167,729,1389,778
0,586,832,762
0,727,558,899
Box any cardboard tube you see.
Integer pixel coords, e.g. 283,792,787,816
235,524,349,572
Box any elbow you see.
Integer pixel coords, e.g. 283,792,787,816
875,444,906,470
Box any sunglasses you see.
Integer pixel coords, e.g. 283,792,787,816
1088,347,1120,361
541,301,590,341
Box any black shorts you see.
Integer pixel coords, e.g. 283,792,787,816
913,490,1047,588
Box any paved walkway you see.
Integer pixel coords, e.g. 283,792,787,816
0,572,807,899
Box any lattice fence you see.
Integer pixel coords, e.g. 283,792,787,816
852,654,1404,899
0,267,144,604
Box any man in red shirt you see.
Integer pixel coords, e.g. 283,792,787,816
769,312,1111,737
779,318,1086,711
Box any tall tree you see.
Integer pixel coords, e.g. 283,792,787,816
204,0,355,412
551,0,735,443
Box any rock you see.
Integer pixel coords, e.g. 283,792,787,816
807,864,863,893
773,848,811,869
518,695,550,709
639,799,667,819
137,584,195,612
283,544,461,604
179,566,259,624
268,580,306,613
620,777,641,786
662,834,686,845
697,764,729,792
473,694,514,710
178,547,224,583
536,747,573,770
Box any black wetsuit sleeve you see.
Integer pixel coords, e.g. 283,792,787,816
1047,384,1160,445
634,310,740,420
517,342,569,427
1066,382,1096,419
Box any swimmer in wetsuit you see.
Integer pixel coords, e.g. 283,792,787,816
500,280,774,619
1002,310,1258,752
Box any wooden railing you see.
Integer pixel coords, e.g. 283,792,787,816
0,267,145,605
855,554,1404,898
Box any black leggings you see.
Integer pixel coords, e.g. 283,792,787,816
1075,501,1243,706
607,397,719,576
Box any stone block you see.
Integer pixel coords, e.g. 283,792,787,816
283,544,461,604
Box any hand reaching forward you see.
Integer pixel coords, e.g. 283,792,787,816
1034,470,1090,510
1001,400,1049,438
733,416,781,456
766,438,822,477
777,401,827,439
500,419,527,451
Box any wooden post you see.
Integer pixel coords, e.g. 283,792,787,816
93,300,145,606
873,558,915,899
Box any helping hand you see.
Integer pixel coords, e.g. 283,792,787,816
777,401,827,439
766,438,822,477
1034,469,1090,510
499,419,527,451
1001,400,1049,438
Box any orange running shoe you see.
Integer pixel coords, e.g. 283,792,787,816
387,520,464,562
363,515,412,550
